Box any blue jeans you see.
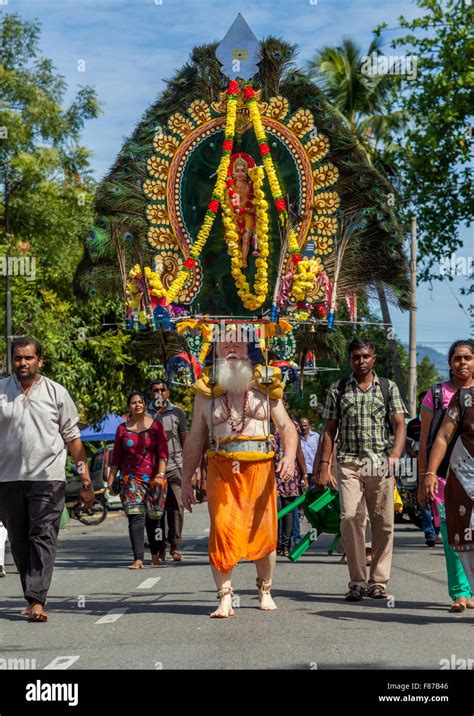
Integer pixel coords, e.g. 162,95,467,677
420,506,439,540
291,507,301,542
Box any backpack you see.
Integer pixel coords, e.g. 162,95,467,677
336,376,393,435
426,384,469,478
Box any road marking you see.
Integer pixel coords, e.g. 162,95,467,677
137,577,162,589
44,655,80,670
203,528,210,534
95,608,128,624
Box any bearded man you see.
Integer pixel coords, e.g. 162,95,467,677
182,333,298,618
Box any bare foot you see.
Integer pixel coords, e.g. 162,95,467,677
20,606,31,617
210,594,234,618
466,598,474,609
127,560,143,570
259,591,277,611
28,602,48,622
257,578,277,611
151,555,163,566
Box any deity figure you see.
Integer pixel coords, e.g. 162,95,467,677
229,153,257,269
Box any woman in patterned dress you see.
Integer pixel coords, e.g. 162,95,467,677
426,385,474,590
108,392,168,569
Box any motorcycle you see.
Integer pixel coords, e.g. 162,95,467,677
64,449,110,526
395,456,422,529
65,486,108,526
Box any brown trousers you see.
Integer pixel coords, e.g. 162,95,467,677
337,462,394,590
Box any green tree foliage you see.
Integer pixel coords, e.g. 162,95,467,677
415,355,443,395
376,0,473,283
0,14,150,422
307,36,409,396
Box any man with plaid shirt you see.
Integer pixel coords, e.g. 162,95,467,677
318,338,407,601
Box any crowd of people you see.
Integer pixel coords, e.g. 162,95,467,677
0,333,472,621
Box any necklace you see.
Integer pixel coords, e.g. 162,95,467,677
224,391,249,434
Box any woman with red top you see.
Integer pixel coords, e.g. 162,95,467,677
108,392,168,569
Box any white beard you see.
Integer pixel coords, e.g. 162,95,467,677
216,359,252,394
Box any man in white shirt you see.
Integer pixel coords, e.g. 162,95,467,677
0,337,93,622
298,417,320,478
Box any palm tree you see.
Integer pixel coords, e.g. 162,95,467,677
307,36,407,398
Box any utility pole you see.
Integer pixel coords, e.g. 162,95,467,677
3,171,12,375
408,216,417,418
376,283,407,404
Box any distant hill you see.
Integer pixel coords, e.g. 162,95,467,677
403,344,447,378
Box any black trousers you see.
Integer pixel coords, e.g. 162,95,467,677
156,469,184,552
0,480,65,605
277,495,297,550
128,514,162,561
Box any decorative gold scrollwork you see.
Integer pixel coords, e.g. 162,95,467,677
287,108,315,138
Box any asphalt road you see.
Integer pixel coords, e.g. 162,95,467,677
0,504,473,671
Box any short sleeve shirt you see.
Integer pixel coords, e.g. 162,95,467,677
322,373,406,465
421,382,456,413
153,401,187,473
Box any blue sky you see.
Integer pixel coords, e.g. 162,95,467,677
6,0,472,355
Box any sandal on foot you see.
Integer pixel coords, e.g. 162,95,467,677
450,599,467,612
368,585,389,599
345,585,366,601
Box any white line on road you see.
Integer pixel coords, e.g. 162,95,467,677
95,608,128,624
137,577,162,589
203,528,210,534
44,656,80,670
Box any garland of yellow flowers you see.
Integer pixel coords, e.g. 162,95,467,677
243,84,288,226
245,85,317,319
222,165,270,310
292,257,320,302
127,264,167,325
139,80,239,307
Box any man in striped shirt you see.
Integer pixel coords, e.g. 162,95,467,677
318,338,407,601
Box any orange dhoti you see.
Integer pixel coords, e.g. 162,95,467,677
206,453,277,573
